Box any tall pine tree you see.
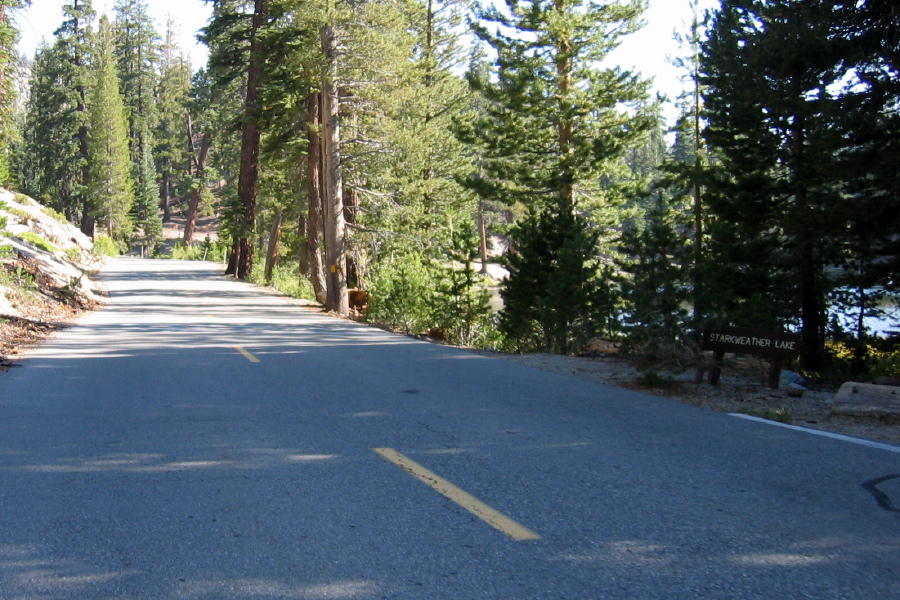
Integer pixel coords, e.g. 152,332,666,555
700,0,888,370
0,1,28,185
155,19,191,222
458,0,653,353
87,14,134,241
58,0,95,234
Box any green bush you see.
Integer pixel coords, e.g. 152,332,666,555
249,260,317,301
18,231,57,253
433,223,497,348
824,338,900,381
92,235,120,258
41,205,67,222
6,207,31,222
65,246,83,262
170,240,207,260
0,265,37,296
170,237,227,261
739,406,793,425
368,253,440,334
635,370,675,388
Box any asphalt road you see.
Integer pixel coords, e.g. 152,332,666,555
1,258,898,600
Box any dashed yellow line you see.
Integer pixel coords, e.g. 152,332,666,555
373,447,540,541
235,346,260,363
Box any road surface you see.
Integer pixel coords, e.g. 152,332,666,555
1,258,898,599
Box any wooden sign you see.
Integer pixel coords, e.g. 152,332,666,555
702,327,802,360
701,327,802,388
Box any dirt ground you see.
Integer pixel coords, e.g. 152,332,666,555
0,257,103,370
477,348,900,446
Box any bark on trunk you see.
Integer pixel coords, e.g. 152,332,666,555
321,25,348,316
305,92,328,305
477,201,489,275
75,6,92,238
235,0,266,280
264,207,283,282
791,115,823,371
554,0,574,216
225,241,238,276
799,244,823,371
183,132,212,246
161,173,171,223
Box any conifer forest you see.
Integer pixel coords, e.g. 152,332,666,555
0,0,897,374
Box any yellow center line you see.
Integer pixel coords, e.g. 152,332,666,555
373,447,540,542
235,346,260,363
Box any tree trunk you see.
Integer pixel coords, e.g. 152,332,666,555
305,92,327,305
692,58,703,323
799,243,823,371
477,201,489,275
225,241,238,276
81,212,95,240
235,0,266,280
264,207,283,283
183,132,212,245
554,0,574,215
321,25,348,316
161,172,171,223
791,115,823,371
75,6,92,238
343,184,360,288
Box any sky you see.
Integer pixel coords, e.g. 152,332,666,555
15,0,719,126
15,0,213,67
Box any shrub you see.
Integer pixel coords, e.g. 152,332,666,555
433,223,496,348
17,231,57,253
170,240,206,260
368,253,440,334
170,237,227,261
824,338,900,381
92,235,120,258
6,207,31,222
41,205,67,222
739,406,793,425
0,265,37,296
635,370,675,388
249,260,317,301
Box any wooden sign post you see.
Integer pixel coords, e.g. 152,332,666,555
701,327,802,388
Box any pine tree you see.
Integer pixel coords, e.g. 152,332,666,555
616,191,693,359
21,42,80,212
832,0,900,342
113,0,159,164
182,69,218,246
700,0,886,370
87,14,134,241
131,141,162,253
370,0,475,254
436,221,493,347
459,0,653,353
155,19,191,222
54,0,95,234
201,0,268,281
0,1,28,185
20,2,94,225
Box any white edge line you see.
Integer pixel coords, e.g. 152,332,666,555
729,413,900,454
